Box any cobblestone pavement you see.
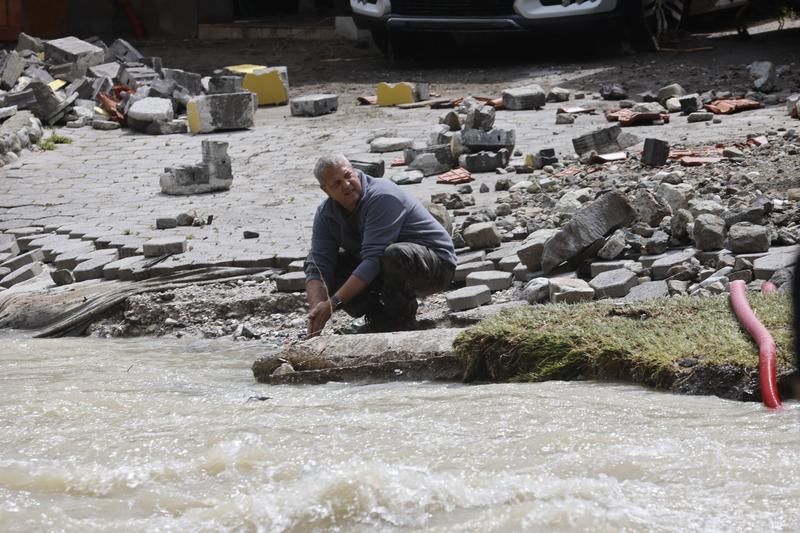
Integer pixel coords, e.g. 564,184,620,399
0,81,796,275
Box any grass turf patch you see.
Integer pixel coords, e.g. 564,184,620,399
453,293,794,391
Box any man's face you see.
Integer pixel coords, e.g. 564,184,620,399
320,162,362,212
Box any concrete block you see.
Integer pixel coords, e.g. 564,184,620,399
446,285,492,311
0,234,19,256
187,92,256,134
753,247,798,280
549,278,595,304
460,128,515,153
463,222,501,249
156,217,178,229
0,50,24,90
103,256,147,280
108,38,143,63
128,97,174,123
454,260,494,282
290,94,338,117
572,125,640,157
161,140,233,195
275,271,307,292
88,62,121,80
502,85,545,110
457,250,487,266
619,280,670,302
651,248,698,279
459,149,509,174
370,136,414,153
589,268,639,298
466,270,512,291
74,252,120,281
225,64,289,106
498,254,520,273
727,223,769,253
119,65,159,88
349,154,385,177
464,105,495,131
50,269,74,286
0,249,44,272
642,138,669,167
207,76,244,94
50,242,96,268
143,237,187,257
44,37,105,69
0,262,43,288
17,32,44,53
679,93,703,114
589,259,638,277
162,68,203,95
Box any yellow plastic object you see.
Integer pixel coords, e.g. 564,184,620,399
225,64,288,106
376,82,415,107
524,153,535,167
186,100,201,134
94,106,109,118
48,79,67,91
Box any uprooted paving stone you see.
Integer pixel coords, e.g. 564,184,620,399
160,140,233,195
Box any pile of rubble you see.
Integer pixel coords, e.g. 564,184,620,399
1,33,329,140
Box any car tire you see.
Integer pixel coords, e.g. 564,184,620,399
628,0,690,48
280,0,300,13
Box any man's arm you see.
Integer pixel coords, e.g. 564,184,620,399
306,275,368,338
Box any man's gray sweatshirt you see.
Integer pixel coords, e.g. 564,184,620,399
305,171,456,287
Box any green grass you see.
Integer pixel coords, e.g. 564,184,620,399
454,294,794,387
37,133,72,151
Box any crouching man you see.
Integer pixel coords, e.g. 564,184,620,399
305,154,456,337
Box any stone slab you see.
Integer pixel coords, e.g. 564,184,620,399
142,237,187,257
0,261,43,288
275,271,307,292
446,285,491,311
465,270,512,292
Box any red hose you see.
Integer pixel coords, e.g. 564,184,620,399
729,279,781,410
761,281,778,294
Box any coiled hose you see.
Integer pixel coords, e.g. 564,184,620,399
728,279,781,409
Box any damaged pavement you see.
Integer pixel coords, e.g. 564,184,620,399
1,27,800,395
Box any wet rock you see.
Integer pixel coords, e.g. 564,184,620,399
541,191,636,274
727,222,770,253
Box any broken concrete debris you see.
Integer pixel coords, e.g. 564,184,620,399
160,140,233,195
501,85,545,110
224,64,289,106
290,94,339,117
187,92,256,134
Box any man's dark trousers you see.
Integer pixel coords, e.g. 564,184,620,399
329,243,454,326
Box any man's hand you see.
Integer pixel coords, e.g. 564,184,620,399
307,299,333,338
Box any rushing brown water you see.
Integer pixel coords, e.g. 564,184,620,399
1,335,800,532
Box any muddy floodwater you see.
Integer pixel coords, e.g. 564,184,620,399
1,336,800,532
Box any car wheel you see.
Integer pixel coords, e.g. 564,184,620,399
629,0,690,47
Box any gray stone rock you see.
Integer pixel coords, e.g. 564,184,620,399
550,278,595,304
687,112,713,123
370,136,414,153
502,85,545,110
590,268,639,298
516,228,558,270
91,119,120,130
0,234,19,256
458,149,509,173
693,214,726,251
657,83,686,105
409,152,452,176
633,102,666,114
618,280,669,302
390,170,424,185
679,93,703,114
632,189,672,226
645,230,670,255
447,285,491,311
108,38,143,63
207,76,244,94
555,113,576,125
275,271,306,292
590,259,638,277
651,248,698,279
460,128,516,153
74,252,120,282
464,105,495,131
290,94,339,117
142,237,187,257
160,140,233,195
665,97,682,113
641,138,670,166
0,249,44,272
156,217,178,230
463,222,501,249
670,208,694,242
44,36,105,69
349,154,385,177
161,68,203,95
753,247,798,279
17,32,44,53
541,191,636,274
88,62,121,79
597,229,626,260
0,50,24,90
657,182,693,212
523,277,550,304
466,270,513,292
571,125,640,157
454,260,494,282
102,256,146,280
749,61,775,93
727,222,770,253
0,261,43,288
547,87,571,102
425,202,452,236
50,269,74,286
439,110,461,131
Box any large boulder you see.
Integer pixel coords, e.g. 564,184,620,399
727,222,770,253
540,191,636,274
693,214,726,251
463,222,501,249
